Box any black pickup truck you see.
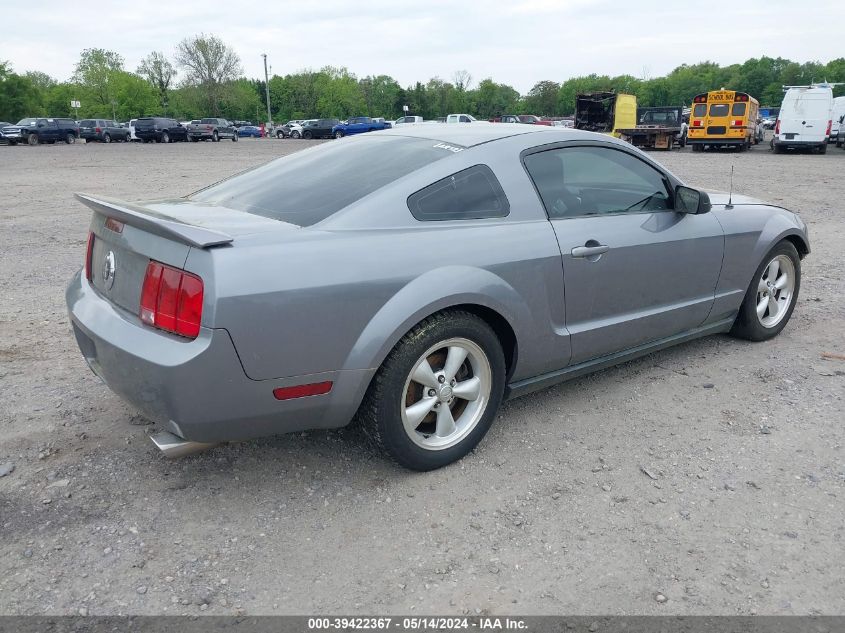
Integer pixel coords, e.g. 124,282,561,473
1,117,80,145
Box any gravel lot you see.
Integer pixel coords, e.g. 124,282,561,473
1,137,843,616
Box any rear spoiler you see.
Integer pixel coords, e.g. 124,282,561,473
75,193,234,248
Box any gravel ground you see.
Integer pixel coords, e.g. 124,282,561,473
0,136,843,616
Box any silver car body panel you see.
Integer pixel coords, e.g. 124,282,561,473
66,124,809,443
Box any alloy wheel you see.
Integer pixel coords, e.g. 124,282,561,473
756,254,795,328
400,338,492,451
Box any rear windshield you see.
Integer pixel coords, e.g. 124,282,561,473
135,118,163,127
709,104,730,117
191,135,459,226
201,118,217,124
80,120,95,126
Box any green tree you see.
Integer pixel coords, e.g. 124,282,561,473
138,51,177,115
73,48,125,112
0,62,43,120
175,34,242,115
524,80,560,116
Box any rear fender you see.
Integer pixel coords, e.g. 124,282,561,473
342,266,531,375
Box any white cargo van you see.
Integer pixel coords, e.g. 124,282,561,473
831,96,845,147
773,84,833,154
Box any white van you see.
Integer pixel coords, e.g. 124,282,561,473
831,96,845,147
773,85,833,154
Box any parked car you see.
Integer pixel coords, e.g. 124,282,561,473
123,120,139,141
394,116,424,126
830,96,845,147
0,122,10,142
301,119,340,139
773,84,834,154
490,115,551,125
79,119,130,143
331,116,387,138
67,123,809,470
134,117,189,143
188,118,238,142
446,114,477,123
1,117,79,145
237,125,262,138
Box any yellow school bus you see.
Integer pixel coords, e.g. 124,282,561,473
688,90,759,151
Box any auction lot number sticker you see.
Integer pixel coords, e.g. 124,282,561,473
308,617,527,630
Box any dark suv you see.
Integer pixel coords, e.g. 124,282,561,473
301,119,340,139
79,119,130,143
134,117,189,143
1,118,79,145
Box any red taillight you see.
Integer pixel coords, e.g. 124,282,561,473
95,127,101,133
693,120,703,127
774,120,780,135
273,381,333,401
732,119,744,127
139,261,204,339
85,232,94,281
826,120,832,136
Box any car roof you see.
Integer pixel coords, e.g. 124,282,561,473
377,122,571,147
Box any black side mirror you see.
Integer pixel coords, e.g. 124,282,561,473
675,185,711,215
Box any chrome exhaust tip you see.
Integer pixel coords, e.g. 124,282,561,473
150,430,218,458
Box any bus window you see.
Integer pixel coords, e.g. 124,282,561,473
731,103,747,116
710,104,729,117
693,104,706,117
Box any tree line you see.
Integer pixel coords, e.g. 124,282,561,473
2,35,844,124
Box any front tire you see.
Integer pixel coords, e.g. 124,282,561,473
232,133,238,142
103,133,111,143
334,130,344,139
730,241,801,342
291,130,301,139
27,134,39,146
358,311,506,471
161,131,170,144
212,131,219,142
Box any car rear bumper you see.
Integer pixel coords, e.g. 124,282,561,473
773,137,826,148
66,269,373,443
687,138,745,146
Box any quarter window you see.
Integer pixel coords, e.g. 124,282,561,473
524,146,672,219
408,165,509,221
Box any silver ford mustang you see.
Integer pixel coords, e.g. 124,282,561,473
66,124,809,470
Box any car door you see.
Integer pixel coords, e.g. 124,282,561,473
523,142,725,365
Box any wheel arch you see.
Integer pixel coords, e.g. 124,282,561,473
342,266,529,382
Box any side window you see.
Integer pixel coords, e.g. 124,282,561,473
408,165,510,222
524,146,672,219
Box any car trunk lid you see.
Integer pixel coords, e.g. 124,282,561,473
77,193,298,317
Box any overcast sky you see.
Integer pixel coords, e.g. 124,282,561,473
4,0,841,93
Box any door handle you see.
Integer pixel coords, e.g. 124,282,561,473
571,243,610,258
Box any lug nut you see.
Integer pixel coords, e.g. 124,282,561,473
428,389,436,397
438,375,446,383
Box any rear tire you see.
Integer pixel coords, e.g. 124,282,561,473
65,133,76,144
212,131,219,142
232,133,238,142
818,143,827,154
162,131,170,144
303,130,313,139
103,133,111,143
358,311,505,471
730,241,801,342
692,144,703,152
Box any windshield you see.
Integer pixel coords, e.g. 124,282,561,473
16,118,37,126
191,135,459,226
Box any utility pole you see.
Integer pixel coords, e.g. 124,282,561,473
262,53,272,130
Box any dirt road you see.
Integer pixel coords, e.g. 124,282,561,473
1,138,843,616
